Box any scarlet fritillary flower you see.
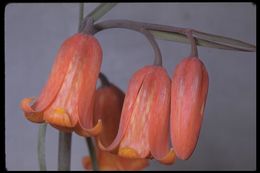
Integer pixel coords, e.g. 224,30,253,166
98,65,176,165
20,33,103,136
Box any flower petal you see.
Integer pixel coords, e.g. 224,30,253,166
93,84,125,146
147,67,175,164
75,119,103,137
75,35,103,137
98,66,153,152
20,97,44,123
31,34,82,112
118,147,140,159
157,148,176,165
82,156,92,170
83,146,149,171
44,107,75,128
171,57,209,160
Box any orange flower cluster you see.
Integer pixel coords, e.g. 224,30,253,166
21,33,209,170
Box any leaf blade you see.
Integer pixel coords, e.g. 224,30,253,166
150,30,256,52
87,3,118,22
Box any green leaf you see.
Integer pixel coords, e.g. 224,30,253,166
87,3,117,22
150,30,256,52
193,30,256,51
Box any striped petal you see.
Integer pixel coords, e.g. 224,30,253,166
31,34,80,111
98,66,152,152
74,34,103,137
171,57,209,160
148,67,175,164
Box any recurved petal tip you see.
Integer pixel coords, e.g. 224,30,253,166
75,119,103,137
118,147,141,159
20,97,44,123
158,148,176,165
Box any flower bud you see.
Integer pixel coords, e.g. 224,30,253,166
83,84,149,170
171,57,209,160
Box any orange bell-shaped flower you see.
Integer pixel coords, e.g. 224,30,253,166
83,83,149,170
98,65,176,165
20,33,103,137
171,57,209,160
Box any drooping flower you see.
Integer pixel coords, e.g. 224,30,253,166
98,65,176,165
82,83,149,170
20,33,103,136
171,57,209,160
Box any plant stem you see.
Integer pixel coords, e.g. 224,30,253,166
58,132,72,171
184,29,198,57
85,137,99,171
38,123,47,171
87,3,117,22
83,19,255,52
78,3,84,32
92,19,163,66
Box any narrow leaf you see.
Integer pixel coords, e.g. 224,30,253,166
87,3,117,22
150,30,255,52
193,30,256,51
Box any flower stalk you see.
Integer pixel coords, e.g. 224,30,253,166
80,17,163,66
38,123,47,171
58,132,72,171
91,19,255,52
85,138,99,171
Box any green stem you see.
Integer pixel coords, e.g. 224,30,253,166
92,19,163,66
90,19,255,52
87,3,117,22
85,138,99,171
184,29,198,57
78,3,84,32
58,132,72,171
38,123,47,171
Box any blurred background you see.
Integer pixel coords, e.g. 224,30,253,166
5,3,256,171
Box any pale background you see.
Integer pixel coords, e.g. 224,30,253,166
5,3,256,171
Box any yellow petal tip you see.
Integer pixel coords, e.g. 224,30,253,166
44,108,74,128
119,147,140,159
158,148,176,165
